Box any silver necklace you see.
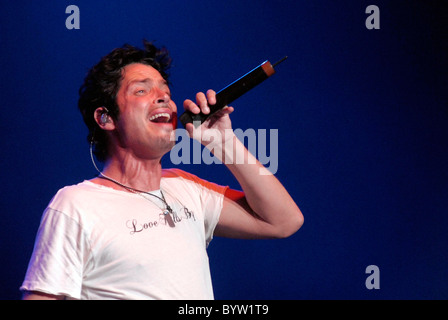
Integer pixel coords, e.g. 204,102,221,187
97,175,173,215
97,175,176,228
90,141,174,219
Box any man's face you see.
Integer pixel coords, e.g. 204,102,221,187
113,63,177,160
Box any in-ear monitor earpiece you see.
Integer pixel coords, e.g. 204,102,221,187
100,107,110,125
100,113,109,125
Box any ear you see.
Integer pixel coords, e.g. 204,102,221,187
94,107,115,130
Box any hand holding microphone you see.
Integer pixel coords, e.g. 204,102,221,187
179,57,288,128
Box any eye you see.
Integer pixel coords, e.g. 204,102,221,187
135,89,146,95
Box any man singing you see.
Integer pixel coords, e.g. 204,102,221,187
21,40,303,300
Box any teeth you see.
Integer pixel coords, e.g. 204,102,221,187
149,113,170,122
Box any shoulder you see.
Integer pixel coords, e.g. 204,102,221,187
162,168,206,182
50,181,96,202
162,168,228,194
43,180,125,229
47,180,109,214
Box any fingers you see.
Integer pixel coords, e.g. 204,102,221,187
196,92,210,114
213,105,234,117
183,99,201,114
183,90,217,115
184,105,234,137
206,89,216,106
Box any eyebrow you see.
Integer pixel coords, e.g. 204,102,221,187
128,78,168,87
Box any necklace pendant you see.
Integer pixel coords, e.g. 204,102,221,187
163,209,171,216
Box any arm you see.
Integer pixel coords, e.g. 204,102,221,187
183,90,304,239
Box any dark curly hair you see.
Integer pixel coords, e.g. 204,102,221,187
78,40,172,162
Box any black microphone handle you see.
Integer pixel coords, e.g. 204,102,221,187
179,59,284,128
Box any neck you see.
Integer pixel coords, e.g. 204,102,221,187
99,154,163,192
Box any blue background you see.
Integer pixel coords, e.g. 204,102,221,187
1,1,447,299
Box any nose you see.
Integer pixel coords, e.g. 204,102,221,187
154,88,171,105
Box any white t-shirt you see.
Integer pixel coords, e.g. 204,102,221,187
20,168,227,300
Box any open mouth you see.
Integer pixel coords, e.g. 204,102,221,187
149,112,172,123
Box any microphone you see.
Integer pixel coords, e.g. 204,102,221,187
179,56,288,128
